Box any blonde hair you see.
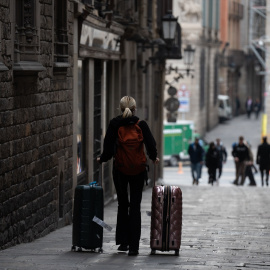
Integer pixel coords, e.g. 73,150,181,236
119,96,136,118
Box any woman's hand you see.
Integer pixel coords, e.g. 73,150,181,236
153,157,160,164
97,157,101,164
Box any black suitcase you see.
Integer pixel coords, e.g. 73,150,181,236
71,180,104,252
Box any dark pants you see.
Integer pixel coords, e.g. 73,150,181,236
208,167,217,184
217,164,223,179
235,161,246,185
113,168,145,251
260,168,269,186
245,165,256,186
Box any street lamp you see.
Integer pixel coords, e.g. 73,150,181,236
183,44,195,76
165,44,195,78
161,11,178,45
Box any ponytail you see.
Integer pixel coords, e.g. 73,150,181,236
119,96,136,118
122,107,133,118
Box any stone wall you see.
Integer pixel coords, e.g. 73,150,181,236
0,0,74,249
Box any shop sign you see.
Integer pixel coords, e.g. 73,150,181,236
178,84,190,112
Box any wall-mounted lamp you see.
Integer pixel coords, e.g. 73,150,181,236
183,44,195,76
165,44,195,78
135,11,181,71
161,11,178,45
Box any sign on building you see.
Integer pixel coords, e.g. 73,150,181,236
178,84,190,112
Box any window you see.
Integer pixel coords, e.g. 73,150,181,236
54,0,68,64
15,0,39,62
147,0,152,31
77,60,86,174
0,20,7,71
214,54,219,105
200,49,205,109
208,0,213,29
0,20,2,58
93,60,103,183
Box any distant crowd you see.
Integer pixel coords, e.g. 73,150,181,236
188,135,270,187
235,96,261,119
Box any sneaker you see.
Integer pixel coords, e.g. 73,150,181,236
118,244,129,252
128,250,139,256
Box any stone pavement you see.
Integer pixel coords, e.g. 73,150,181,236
163,114,264,187
1,115,270,270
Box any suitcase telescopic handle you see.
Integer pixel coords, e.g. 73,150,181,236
154,163,156,187
99,164,102,187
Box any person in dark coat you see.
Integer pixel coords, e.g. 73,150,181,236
188,137,204,185
215,138,227,181
205,142,220,185
97,96,159,256
245,142,257,186
253,98,261,119
232,136,250,185
245,96,253,119
256,136,270,186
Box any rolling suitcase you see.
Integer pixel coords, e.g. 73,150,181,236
150,167,182,256
71,169,104,252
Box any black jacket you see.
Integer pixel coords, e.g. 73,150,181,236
100,115,157,163
232,143,249,162
256,142,270,169
205,148,220,169
188,143,204,164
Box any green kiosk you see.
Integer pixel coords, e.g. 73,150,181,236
163,121,194,166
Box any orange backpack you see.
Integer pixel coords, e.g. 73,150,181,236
114,121,147,175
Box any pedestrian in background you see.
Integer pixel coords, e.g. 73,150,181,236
205,142,220,185
244,141,257,186
256,136,270,186
231,142,237,183
188,137,204,185
245,96,253,119
253,98,261,119
215,138,227,182
232,136,250,185
97,96,159,256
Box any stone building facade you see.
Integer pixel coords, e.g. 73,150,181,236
165,0,220,136
0,0,74,249
71,0,179,201
165,0,255,137
1,0,176,249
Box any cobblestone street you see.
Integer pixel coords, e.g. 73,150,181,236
1,115,270,270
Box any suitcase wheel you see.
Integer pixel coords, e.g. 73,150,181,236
98,248,103,253
175,249,179,256
71,246,76,252
150,249,156,255
77,247,83,252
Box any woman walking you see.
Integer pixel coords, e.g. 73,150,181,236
97,96,159,256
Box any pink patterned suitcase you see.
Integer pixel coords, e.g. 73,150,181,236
150,185,182,256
